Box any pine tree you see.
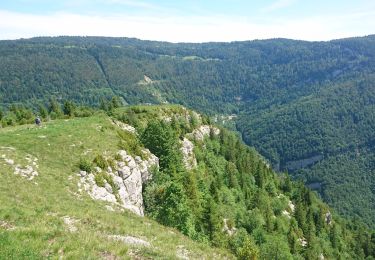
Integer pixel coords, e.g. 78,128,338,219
158,182,196,237
254,162,265,189
37,104,48,119
330,224,340,249
236,235,260,260
295,202,307,233
141,120,183,174
63,100,75,117
99,98,108,111
48,98,63,119
226,162,239,188
110,96,121,109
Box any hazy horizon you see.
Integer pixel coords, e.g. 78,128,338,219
1,33,374,44
1,0,375,43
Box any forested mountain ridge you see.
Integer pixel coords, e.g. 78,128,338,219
2,35,374,110
0,35,374,227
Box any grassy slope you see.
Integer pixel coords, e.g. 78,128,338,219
0,114,233,259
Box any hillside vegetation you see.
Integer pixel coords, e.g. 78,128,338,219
2,104,373,259
0,35,374,227
0,110,232,259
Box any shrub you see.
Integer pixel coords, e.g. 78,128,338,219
73,106,95,117
93,154,108,170
94,172,106,187
107,158,117,170
114,153,122,161
79,158,93,173
94,172,118,192
236,235,259,260
117,130,144,158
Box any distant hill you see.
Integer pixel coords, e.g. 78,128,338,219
0,35,374,227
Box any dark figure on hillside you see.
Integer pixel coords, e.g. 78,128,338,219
35,117,41,126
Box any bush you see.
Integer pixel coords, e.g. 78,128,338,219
107,158,117,170
117,130,144,157
79,158,93,173
114,153,122,161
94,172,106,187
94,172,117,193
93,154,108,170
74,106,95,117
236,235,259,260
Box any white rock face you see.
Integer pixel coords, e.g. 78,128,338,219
78,149,159,216
222,218,237,236
288,200,295,213
180,137,197,170
282,210,291,219
325,211,332,225
90,183,117,204
143,75,153,84
187,125,220,141
298,237,308,247
180,124,220,170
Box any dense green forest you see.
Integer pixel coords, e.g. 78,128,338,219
117,106,375,259
0,35,374,227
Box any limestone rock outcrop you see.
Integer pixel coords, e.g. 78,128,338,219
112,120,137,134
187,125,220,142
1,153,39,181
180,137,197,170
222,218,237,236
78,149,158,216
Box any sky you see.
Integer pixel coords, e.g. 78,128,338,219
0,0,374,42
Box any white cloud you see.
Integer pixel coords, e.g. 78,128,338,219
0,9,374,42
99,0,158,9
262,0,298,12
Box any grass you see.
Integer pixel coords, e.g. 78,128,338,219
0,113,233,259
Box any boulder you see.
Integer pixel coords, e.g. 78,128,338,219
90,186,117,204
117,150,127,160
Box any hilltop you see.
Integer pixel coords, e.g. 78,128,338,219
1,105,374,259
0,108,232,259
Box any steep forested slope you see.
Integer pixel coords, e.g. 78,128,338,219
0,35,374,227
114,105,375,259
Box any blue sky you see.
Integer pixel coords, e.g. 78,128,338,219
0,0,374,42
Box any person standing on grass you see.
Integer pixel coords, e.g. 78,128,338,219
35,116,41,127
